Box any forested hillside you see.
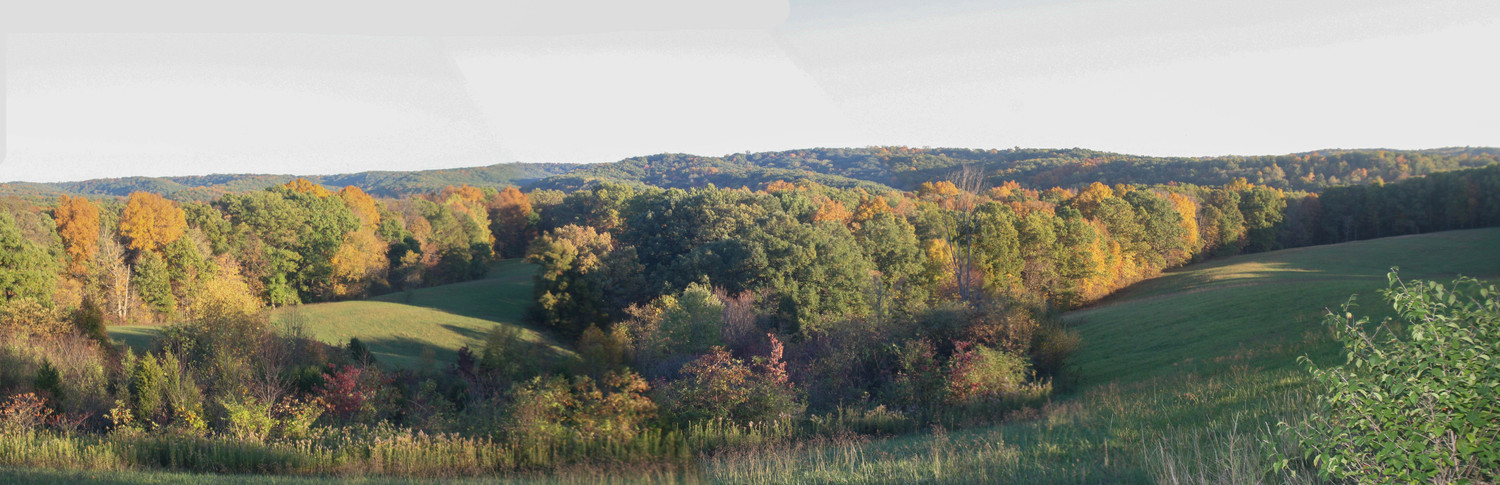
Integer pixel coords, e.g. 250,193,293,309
528,146,1500,193
0,162,576,201
6,147,1495,201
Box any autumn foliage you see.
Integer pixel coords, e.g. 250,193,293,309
53,195,101,274
119,191,186,253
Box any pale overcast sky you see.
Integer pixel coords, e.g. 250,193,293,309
4,0,1499,182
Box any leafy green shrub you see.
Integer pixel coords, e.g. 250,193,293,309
32,360,63,404
1030,322,1080,379
128,353,167,425
1280,273,1499,483
479,325,540,382
219,395,275,442
270,396,324,440
944,341,1029,405
884,339,945,414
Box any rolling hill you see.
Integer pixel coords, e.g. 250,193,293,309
108,259,579,371
60,230,1500,483
1064,227,1500,386
693,228,1500,483
0,162,578,201
7,147,1496,202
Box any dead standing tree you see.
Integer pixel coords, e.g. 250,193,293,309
938,165,987,304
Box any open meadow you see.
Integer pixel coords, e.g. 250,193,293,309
107,260,579,370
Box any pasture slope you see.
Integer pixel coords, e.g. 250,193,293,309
107,259,579,370
678,228,1500,484
1065,227,1500,386
66,229,1500,483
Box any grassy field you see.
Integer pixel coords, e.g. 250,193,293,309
1064,228,1500,386
69,229,1500,483
107,259,579,370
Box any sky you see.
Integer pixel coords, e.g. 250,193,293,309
4,0,1499,182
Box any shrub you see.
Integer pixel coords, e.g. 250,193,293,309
219,395,275,442
657,336,803,424
271,396,324,440
347,337,373,364
1029,322,1080,379
32,360,63,404
479,325,539,383
1280,273,1500,483
166,404,208,437
68,298,110,346
965,303,1039,355
505,370,656,446
106,399,140,435
128,353,167,425
0,297,69,336
316,364,375,422
0,393,53,433
577,324,629,377
944,341,1029,405
884,339,945,414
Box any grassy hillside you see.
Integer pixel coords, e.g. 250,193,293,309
108,260,578,370
1065,227,1500,386
696,228,1500,483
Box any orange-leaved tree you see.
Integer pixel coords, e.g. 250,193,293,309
54,195,101,274
488,186,533,258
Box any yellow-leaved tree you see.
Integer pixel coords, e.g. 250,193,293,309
119,191,186,253
190,257,263,322
338,186,382,229
282,178,332,197
330,229,387,299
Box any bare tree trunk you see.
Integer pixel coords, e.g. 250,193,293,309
940,165,988,304
99,237,134,323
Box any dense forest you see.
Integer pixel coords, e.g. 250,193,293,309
5,147,1495,201
0,152,1496,478
528,146,1500,193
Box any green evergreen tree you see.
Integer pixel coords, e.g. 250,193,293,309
133,250,176,317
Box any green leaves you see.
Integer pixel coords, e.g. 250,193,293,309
1280,272,1500,484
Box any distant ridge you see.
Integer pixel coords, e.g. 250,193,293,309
4,146,1496,200
0,162,577,201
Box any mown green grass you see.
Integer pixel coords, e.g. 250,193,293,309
1065,228,1500,386
106,259,579,370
